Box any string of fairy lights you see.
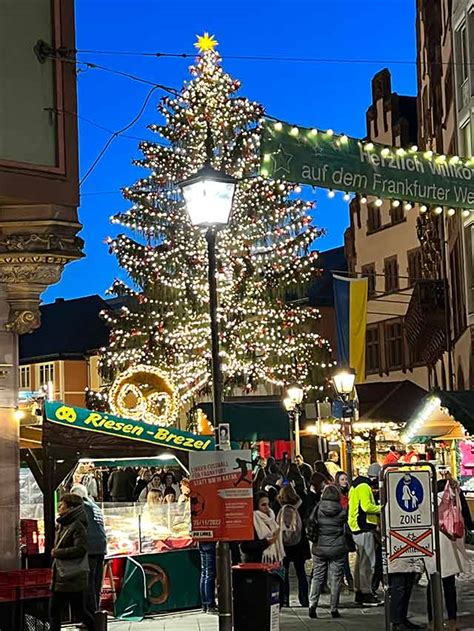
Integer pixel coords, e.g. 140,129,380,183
262,120,474,218
96,34,335,409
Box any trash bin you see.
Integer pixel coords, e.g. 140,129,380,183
232,563,281,631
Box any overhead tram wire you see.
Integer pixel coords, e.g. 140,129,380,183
80,85,160,186
72,48,468,67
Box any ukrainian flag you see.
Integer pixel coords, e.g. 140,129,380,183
333,275,368,382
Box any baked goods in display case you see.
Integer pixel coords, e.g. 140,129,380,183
103,504,141,556
102,501,192,556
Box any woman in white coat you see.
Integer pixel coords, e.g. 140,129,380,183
425,478,471,631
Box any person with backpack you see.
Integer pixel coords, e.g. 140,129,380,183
277,485,310,608
70,484,107,617
307,485,347,619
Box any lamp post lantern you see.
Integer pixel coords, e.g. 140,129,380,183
181,162,236,631
284,383,304,458
332,368,356,481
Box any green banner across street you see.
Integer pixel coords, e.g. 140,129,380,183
44,401,215,452
260,120,474,209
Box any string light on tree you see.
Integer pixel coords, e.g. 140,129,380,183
97,34,333,407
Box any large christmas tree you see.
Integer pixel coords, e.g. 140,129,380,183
100,34,333,407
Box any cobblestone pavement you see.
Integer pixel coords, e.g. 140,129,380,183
62,551,474,630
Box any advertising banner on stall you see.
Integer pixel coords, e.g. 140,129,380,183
189,449,254,541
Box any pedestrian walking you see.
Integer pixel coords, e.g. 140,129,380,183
313,460,334,483
325,451,342,480
383,445,400,466
295,455,313,488
348,467,382,606
306,471,329,518
287,462,307,498
335,471,354,590
49,494,95,631
307,485,347,619
71,483,107,617
241,491,284,564
277,485,310,607
425,477,471,630
198,542,217,614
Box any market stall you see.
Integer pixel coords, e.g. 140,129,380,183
403,390,474,512
33,401,215,620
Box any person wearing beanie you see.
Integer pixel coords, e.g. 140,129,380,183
348,464,382,607
71,483,107,616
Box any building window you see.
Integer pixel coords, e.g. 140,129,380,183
407,248,423,287
361,263,376,297
456,23,469,86
38,363,54,387
450,238,467,340
384,256,399,293
366,327,380,373
390,204,404,224
460,119,472,158
386,321,403,370
367,204,381,232
19,366,31,390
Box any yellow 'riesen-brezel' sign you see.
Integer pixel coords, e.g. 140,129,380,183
45,401,215,452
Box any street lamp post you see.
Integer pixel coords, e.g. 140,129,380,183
284,384,304,459
332,368,356,481
181,161,236,631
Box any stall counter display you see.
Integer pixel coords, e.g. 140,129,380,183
102,501,193,556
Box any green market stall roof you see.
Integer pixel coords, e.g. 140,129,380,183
403,390,474,443
198,399,290,441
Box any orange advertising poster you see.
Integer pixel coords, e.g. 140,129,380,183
189,450,254,542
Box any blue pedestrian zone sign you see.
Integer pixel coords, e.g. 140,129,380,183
395,474,424,513
386,468,435,562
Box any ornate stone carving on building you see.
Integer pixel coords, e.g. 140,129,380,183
0,205,84,334
416,213,442,279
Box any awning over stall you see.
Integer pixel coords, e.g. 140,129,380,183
403,390,474,443
198,399,290,441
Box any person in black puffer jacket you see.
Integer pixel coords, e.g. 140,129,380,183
308,485,347,619
49,494,95,631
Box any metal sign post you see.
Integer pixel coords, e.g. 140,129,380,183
380,462,443,631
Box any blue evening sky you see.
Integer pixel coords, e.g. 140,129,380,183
43,0,417,302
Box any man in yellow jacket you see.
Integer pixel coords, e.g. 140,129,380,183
348,463,382,607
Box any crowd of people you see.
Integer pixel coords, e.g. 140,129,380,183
51,452,472,630
242,452,472,628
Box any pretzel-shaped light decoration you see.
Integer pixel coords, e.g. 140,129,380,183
108,365,180,426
